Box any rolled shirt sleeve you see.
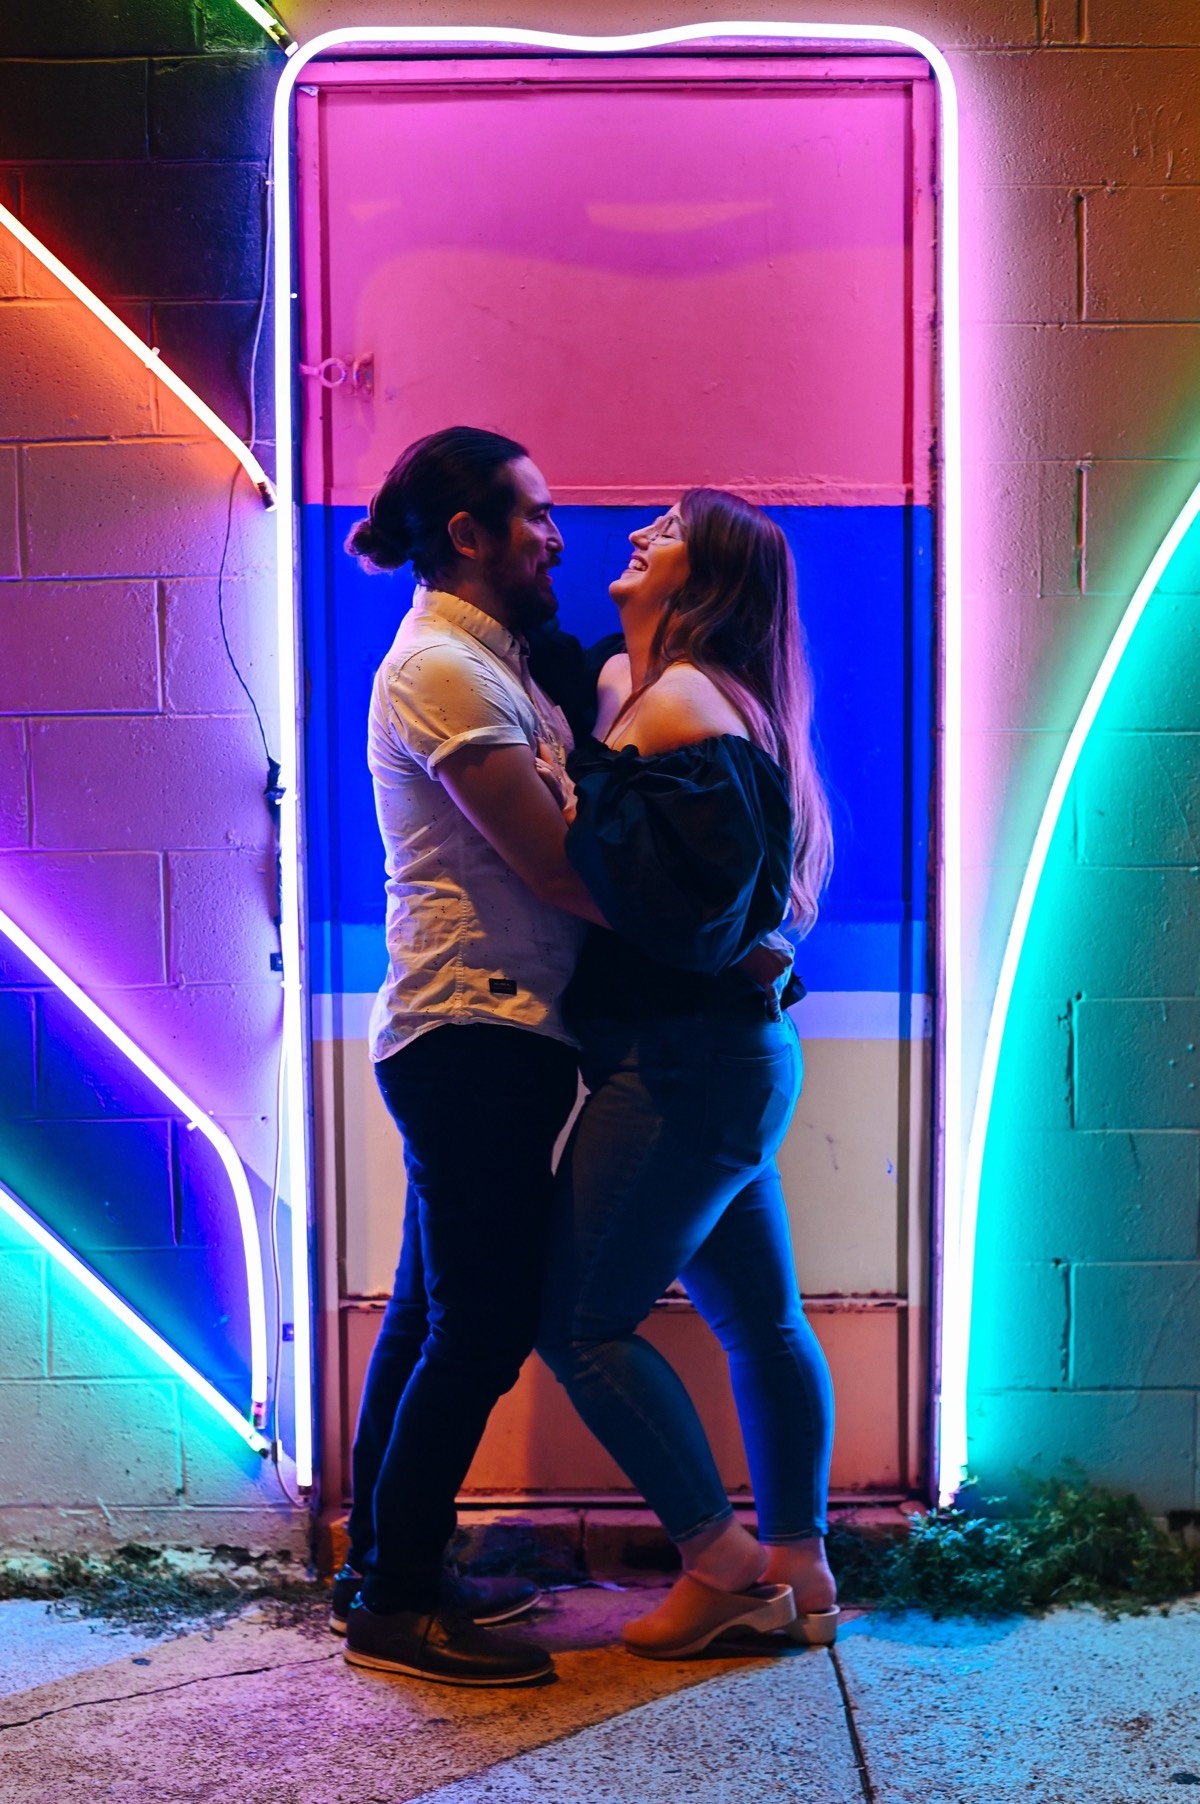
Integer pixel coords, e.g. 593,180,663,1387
383,642,531,775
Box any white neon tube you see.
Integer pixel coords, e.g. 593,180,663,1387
235,0,298,54
271,23,962,1503
0,1177,269,1457
0,904,269,1426
0,200,276,509
944,477,1200,1501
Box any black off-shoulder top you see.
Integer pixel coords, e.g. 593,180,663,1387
563,734,803,1022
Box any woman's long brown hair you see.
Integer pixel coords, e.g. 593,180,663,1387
630,487,833,935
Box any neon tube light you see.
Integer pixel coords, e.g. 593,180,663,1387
0,201,276,509
271,23,962,1501
235,0,298,55
0,1177,269,1457
943,476,1200,1502
0,904,269,1428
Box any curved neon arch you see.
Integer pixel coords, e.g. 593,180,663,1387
271,21,963,1499
944,478,1200,1501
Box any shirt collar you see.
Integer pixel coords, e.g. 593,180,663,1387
413,586,524,676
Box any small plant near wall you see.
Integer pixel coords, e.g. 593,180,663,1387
829,1472,1200,1617
0,1544,326,1639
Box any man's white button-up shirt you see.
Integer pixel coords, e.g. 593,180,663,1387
367,587,586,1062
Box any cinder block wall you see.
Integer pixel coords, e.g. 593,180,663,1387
1,0,1198,1541
0,0,305,1553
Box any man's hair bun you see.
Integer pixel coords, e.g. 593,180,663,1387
344,514,412,571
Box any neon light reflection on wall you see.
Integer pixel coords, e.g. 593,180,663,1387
271,21,963,1502
945,476,1200,1500
0,1177,270,1456
0,903,270,1430
0,204,276,1447
0,202,276,509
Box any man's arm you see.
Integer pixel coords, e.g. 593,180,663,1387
437,741,607,925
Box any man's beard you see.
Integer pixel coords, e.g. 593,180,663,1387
490,558,558,634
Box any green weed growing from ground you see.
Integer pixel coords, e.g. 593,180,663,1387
829,1472,1200,1617
0,1543,327,1638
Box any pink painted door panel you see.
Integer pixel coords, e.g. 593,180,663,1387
301,58,931,507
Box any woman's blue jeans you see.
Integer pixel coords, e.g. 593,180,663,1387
538,1008,834,1544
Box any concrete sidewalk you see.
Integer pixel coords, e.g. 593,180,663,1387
0,1587,1196,1802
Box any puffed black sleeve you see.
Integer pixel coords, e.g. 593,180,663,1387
564,735,794,974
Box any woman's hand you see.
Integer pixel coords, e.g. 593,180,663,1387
534,745,577,821
735,932,794,1020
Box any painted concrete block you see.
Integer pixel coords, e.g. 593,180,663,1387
1,0,199,55
166,852,275,986
1083,460,1200,600
0,851,166,989
20,164,265,303
967,50,1200,187
199,0,275,51
1085,188,1200,323
963,460,1080,602
0,1379,182,1507
966,1388,1196,1511
1031,866,1200,1000
86,980,283,1167
1076,732,1200,866
0,721,29,850
0,1119,175,1248
67,1502,307,1555
1096,592,1200,730
0,230,18,300
978,1129,1195,1264
0,302,155,443
45,1260,161,1380
0,1251,47,1377
1086,0,1200,46
1074,1263,1200,1387
150,53,276,160
969,1261,1069,1390
982,995,1075,1135
1037,0,1083,42
161,577,280,723
976,324,1200,462
0,447,18,578
30,715,274,852
152,303,274,450
965,188,1077,327
0,582,160,714
1076,1000,1200,1130
177,1389,277,1508
22,441,271,581
35,990,178,1119
0,60,148,160
0,992,35,1117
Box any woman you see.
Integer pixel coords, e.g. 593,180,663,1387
538,488,839,1658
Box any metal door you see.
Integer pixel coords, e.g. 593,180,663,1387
297,51,938,1504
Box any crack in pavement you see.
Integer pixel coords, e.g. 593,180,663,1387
0,1649,341,1733
830,1646,876,1803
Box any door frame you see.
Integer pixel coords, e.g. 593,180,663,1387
268,22,964,1505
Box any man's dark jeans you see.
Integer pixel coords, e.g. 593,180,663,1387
350,1022,578,1615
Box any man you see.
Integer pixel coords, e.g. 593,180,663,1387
335,427,604,1686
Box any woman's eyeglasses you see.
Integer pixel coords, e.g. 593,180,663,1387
643,513,686,545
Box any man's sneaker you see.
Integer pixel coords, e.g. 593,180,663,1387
445,1571,542,1627
343,1597,553,1686
329,1565,362,1634
330,1565,541,1635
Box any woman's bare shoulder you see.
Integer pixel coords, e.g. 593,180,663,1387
622,663,748,755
